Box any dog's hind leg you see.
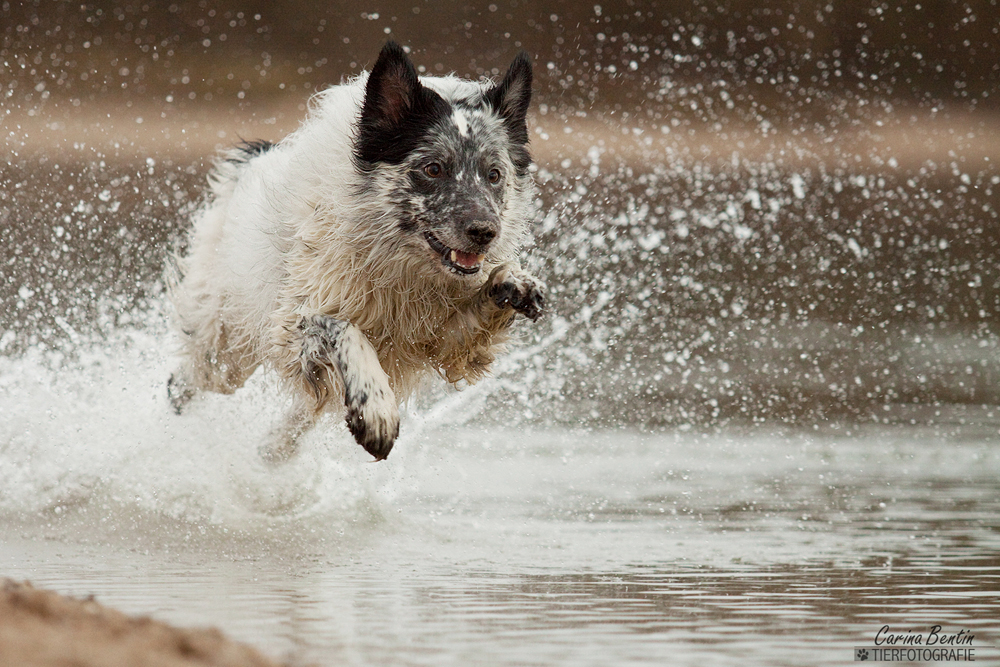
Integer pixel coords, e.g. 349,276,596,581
167,372,197,415
294,314,400,461
168,318,259,414
259,398,315,463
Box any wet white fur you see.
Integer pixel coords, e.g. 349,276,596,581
168,71,540,459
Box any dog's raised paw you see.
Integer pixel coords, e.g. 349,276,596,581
344,386,400,461
488,267,546,321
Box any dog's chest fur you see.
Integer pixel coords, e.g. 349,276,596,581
283,207,493,395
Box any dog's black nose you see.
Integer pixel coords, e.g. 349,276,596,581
465,222,497,247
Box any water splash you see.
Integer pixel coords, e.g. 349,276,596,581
0,305,413,549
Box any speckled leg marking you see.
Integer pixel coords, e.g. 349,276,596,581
299,314,400,460
166,372,195,415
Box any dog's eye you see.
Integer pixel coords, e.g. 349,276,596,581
424,163,444,178
487,168,501,184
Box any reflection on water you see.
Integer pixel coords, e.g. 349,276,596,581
2,425,998,666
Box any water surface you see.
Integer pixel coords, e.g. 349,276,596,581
2,350,998,665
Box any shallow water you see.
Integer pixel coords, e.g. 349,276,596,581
1,330,998,666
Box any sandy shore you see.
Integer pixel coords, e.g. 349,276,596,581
0,579,287,667
7,97,999,171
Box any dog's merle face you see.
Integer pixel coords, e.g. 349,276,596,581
354,42,533,279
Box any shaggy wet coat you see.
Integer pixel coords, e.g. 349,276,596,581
168,43,545,460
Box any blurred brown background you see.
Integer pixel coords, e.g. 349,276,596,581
2,1,999,426
5,0,999,108
4,0,999,156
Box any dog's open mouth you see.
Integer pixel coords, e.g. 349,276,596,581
424,232,485,275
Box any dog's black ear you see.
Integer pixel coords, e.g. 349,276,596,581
361,41,421,130
486,51,533,145
356,42,447,166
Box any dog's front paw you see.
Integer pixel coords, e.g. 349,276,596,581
344,385,400,461
487,266,546,321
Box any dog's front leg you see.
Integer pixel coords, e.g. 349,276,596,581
436,264,546,385
298,315,400,460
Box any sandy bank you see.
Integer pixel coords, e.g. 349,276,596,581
0,579,288,667
7,98,999,172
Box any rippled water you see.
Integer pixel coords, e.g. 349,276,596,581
1,328,998,665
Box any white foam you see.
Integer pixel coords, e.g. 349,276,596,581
0,306,412,544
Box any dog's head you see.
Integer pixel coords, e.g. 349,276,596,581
354,42,534,280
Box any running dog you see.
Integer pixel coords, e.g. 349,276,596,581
167,42,545,461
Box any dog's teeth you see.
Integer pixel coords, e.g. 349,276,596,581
450,250,458,263
476,254,485,264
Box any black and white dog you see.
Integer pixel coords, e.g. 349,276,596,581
167,42,545,461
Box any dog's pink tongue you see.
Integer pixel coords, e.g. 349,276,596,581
453,249,482,268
